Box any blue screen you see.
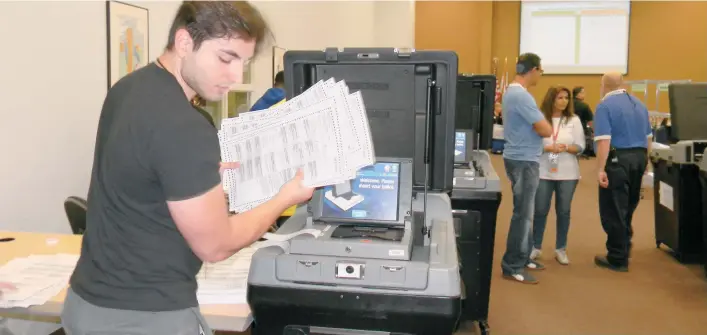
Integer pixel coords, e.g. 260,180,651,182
321,162,400,222
455,132,467,162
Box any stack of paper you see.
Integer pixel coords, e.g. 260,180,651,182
196,229,321,305
218,78,376,213
0,254,79,308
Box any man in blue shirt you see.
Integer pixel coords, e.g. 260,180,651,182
501,53,553,284
250,70,286,111
593,72,652,272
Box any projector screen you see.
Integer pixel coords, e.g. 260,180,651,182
519,1,631,75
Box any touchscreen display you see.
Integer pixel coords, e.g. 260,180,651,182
321,162,400,222
454,131,467,163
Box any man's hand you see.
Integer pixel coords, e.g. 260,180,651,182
277,169,315,206
219,162,240,178
557,144,568,152
598,171,609,188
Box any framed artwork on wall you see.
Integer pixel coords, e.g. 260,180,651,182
272,46,287,77
106,1,149,89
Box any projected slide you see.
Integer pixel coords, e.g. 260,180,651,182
519,1,630,75
321,162,400,222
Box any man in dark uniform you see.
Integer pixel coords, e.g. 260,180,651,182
593,72,653,272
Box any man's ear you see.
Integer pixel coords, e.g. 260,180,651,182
174,28,194,58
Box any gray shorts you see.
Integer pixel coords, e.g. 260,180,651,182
60,288,213,335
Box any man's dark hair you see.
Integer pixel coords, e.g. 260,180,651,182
516,53,541,75
165,1,270,52
572,86,584,97
274,71,284,86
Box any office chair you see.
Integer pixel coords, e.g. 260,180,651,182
64,196,87,235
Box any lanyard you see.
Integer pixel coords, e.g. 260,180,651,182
552,117,563,142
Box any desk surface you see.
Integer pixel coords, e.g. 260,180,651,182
0,231,252,332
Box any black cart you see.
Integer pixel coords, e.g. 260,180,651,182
652,156,703,263
450,174,502,335
698,150,707,276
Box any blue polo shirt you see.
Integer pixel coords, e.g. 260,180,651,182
594,89,652,149
502,83,545,162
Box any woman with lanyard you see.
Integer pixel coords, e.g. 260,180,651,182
530,86,585,265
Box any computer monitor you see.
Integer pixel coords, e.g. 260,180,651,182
311,158,413,227
454,130,473,164
668,83,707,141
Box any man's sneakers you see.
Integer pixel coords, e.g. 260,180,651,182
594,255,628,272
526,260,545,271
502,271,539,284
531,248,570,265
529,248,541,260
555,249,570,265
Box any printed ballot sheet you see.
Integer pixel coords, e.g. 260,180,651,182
0,254,79,308
218,78,375,213
196,229,320,305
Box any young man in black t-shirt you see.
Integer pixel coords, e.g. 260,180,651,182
61,2,314,333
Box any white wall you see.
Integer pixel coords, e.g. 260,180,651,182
0,1,180,236
249,0,415,98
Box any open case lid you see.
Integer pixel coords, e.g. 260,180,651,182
456,74,496,151
284,48,458,192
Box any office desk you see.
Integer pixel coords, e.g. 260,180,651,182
0,231,253,332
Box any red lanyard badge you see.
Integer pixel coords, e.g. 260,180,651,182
552,117,563,143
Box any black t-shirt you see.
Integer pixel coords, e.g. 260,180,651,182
69,63,221,311
574,100,593,129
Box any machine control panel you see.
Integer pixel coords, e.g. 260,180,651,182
335,262,365,279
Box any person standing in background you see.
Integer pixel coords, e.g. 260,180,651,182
530,86,585,265
250,70,286,111
572,86,593,129
593,72,652,272
573,86,594,158
500,53,553,284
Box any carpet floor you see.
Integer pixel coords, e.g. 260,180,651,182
222,155,707,335
455,154,707,335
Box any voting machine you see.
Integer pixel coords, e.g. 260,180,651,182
651,83,707,263
247,48,462,335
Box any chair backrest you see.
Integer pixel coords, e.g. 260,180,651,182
64,196,88,235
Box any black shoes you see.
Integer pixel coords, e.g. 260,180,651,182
594,255,628,272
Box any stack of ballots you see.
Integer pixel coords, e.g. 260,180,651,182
196,239,292,305
0,254,79,308
218,78,376,213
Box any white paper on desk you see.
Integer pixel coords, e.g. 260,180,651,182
0,254,79,308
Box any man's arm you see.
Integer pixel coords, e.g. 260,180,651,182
519,95,552,137
644,108,654,168
593,103,612,171
149,115,306,263
167,185,294,262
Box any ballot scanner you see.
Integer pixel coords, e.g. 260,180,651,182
650,83,707,263
247,48,461,335
449,74,502,335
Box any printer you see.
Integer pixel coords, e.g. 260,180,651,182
650,83,707,262
247,48,462,335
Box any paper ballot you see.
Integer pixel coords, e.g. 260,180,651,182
218,78,376,213
196,229,320,305
0,254,79,308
